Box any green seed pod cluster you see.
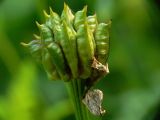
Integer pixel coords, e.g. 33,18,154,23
21,3,111,84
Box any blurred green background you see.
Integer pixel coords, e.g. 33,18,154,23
0,0,160,120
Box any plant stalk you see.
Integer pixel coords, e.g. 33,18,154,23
66,79,102,120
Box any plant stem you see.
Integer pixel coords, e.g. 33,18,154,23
66,79,102,120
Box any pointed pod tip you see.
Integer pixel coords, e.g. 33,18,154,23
64,2,71,11
83,5,88,13
35,21,42,29
20,42,29,47
49,7,53,14
49,7,54,15
43,10,50,18
33,34,41,40
64,2,67,8
63,2,68,13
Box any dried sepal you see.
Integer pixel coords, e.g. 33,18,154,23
91,57,109,73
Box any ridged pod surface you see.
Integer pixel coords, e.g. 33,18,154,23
61,21,78,78
36,23,53,45
47,42,69,81
95,21,111,64
87,14,98,33
76,22,94,79
21,40,42,63
74,6,87,30
41,48,60,80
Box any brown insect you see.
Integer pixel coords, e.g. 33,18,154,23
82,89,106,116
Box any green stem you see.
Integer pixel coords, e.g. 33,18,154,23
66,80,81,120
66,79,102,120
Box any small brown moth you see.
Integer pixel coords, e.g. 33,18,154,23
82,89,106,116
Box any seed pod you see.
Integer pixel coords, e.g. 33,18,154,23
61,3,76,37
60,21,78,78
77,22,94,79
87,14,98,51
47,42,69,81
36,22,53,45
43,10,52,28
49,7,61,29
95,21,111,64
61,3,74,26
87,14,98,33
48,8,62,43
74,6,96,65
42,48,60,80
74,6,87,30
21,40,42,62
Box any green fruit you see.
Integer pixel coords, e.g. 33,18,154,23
36,22,53,45
61,3,74,26
74,6,87,30
42,48,60,80
61,3,76,37
60,21,78,78
95,21,111,64
33,34,41,40
21,40,42,62
87,14,98,33
43,10,52,28
77,22,94,79
47,42,69,81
